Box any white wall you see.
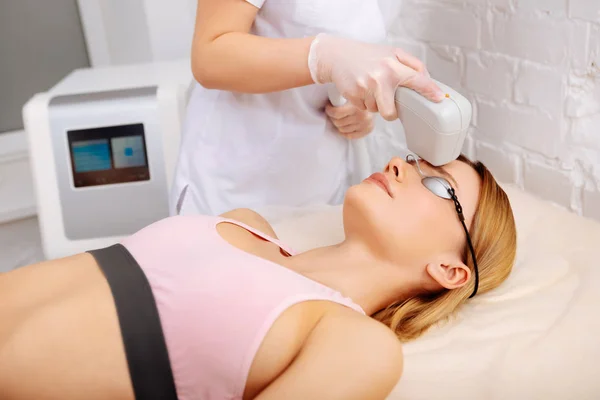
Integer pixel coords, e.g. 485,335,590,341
376,0,600,221
78,0,196,66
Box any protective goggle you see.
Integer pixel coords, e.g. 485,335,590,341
406,154,479,298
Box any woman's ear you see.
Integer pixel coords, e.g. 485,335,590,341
426,260,471,290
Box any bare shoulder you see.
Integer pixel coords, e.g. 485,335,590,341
255,309,403,400
316,311,404,379
219,208,278,239
312,310,403,379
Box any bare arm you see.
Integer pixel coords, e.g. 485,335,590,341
192,0,314,93
255,312,404,400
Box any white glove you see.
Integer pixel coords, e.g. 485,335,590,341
308,33,444,121
326,103,374,140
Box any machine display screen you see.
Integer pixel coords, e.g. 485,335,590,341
67,123,150,188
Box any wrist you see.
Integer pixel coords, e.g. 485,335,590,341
308,33,332,84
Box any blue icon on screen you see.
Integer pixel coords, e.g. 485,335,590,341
111,136,146,169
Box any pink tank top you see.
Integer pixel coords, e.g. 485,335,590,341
120,215,365,400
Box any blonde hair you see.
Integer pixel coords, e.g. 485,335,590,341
373,155,517,341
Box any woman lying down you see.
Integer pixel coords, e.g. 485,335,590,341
0,154,516,400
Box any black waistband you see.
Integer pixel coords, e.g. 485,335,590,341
88,244,178,400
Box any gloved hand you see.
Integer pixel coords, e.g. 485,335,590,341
326,103,374,140
308,33,444,121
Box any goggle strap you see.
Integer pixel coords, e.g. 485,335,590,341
449,189,479,299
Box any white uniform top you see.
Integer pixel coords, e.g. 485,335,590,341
171,0,387,216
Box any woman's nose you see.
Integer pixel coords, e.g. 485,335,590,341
385,156,408,182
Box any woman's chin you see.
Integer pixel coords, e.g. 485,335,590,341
344,185,389,231
343,184,369,213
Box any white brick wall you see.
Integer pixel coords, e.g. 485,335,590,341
515,61,564,114
378,0,600,221
569,0,600,23
583,189,600,220
465,52,514,101
484,14,572,65
399,1,481,49
523,160,573,208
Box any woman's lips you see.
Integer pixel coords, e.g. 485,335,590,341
365,172,393,197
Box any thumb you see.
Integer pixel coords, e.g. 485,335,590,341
325,102,357,119
400,70,445,103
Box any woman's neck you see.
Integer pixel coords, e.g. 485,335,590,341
281,241,421,316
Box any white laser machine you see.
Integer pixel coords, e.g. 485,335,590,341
328,79,473,177
23,60,193,259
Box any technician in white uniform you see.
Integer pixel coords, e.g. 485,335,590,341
171,0,445,216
